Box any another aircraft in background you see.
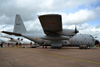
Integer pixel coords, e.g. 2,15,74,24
0,36,34,45
2,14,99,49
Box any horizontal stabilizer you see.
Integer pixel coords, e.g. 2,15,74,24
1,31,21,36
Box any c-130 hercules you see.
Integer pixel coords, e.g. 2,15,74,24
2,14,99,49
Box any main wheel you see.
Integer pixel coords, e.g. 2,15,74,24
79,45,83,49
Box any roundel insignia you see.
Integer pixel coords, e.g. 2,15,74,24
36,37,38,40
50,22,56,24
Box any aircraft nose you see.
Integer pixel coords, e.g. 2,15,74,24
95,40,99,45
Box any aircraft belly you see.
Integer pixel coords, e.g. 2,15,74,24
40,36,69,40
51,40,62,47
52,44,62,47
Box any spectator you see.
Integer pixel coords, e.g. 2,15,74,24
0,42,1,47
8,43,9,47
1,42,3,48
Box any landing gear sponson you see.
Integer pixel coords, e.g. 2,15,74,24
79,45,91,49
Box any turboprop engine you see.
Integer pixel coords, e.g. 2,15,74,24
58,26,79,36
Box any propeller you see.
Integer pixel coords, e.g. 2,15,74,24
75,25,79,34
95,40,99,45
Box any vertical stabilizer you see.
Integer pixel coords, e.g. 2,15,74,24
13,14,26,33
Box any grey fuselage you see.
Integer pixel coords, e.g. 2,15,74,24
21,33,95,47
69,34,95,47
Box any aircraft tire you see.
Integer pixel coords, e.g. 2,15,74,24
51,47,55,49
79,45,83,49
87,46,90,49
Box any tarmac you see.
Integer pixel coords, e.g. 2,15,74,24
0,45,100,67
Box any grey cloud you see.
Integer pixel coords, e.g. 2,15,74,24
96,24,100,28
93,7,100,14
62,9,96,25
0,24,13,31
0,0,99,25
93,7,100,19
79,26,100,37
0,15,14,24
77,23,89,30
51,0,99,8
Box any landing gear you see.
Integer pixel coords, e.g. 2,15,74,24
42,45,47,48
42,45,44,48
79,45,83,49
79,45,87,49
87,46,90,49
45,46,47,48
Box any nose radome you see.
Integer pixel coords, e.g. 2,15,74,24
95,40,99,45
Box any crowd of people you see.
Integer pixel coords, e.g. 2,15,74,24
0,42,23,48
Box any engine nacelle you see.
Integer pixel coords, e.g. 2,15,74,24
58,29,76,36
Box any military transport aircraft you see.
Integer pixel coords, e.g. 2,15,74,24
1,14,99,49
0,36,34,45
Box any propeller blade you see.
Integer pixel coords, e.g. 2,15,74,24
75,25,79,34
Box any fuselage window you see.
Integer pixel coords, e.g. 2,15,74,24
65,41,67,43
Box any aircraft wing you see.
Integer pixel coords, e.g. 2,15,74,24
1,31,21,36
0,36,13,40
38,14,62,35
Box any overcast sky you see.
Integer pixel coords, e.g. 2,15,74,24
0,0,100,41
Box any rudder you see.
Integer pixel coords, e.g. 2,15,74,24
13,14,27,33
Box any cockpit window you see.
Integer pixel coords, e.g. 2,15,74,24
90,35,94,39
90,35,95,41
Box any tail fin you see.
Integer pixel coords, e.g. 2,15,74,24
13,14,26,33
